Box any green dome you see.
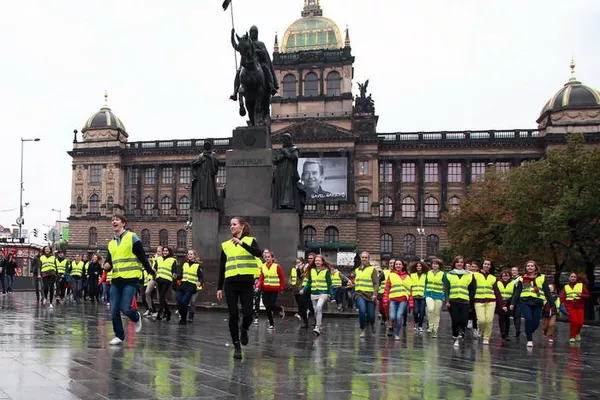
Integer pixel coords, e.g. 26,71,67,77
281,16,343,53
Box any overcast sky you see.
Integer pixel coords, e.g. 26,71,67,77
0,0,598,243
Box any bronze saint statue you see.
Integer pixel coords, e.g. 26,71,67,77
273,133,303,211
191,141,220,211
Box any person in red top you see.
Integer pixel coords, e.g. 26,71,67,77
256,249,286,329
560,272,589,342
382,259,413,340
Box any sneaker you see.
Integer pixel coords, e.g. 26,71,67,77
313,325,321,336
294,313,301,321
109,337,123,345
526,341,533,348
394,335,400,341
280,305,285,319
432,330,438,338
426,328,432,333
575,335,581,342
241,329,249,346
135,312,142,333
418,327,424,333
548,336,554,343
267,325,275,331
49,304,53,309
254,318,259,324
359,330,366,338
233,343,242,360
569,337,576,343
143,310,150,317
482,339,490,345
42,299,46,305
473,329,480,339
453,339,460,347
467,320,473,329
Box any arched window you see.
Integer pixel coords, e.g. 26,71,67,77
449,196,461,214
379,197,393,217
401,197,416,218
143,196,154,215
326,71,341,96
304,72,319,96
178,196,190,214
303,226,317,246
403,234,416,256
88,227,97,246
282,74,297,98
425,197,439,218
381,233,393,254
76,196,83,212
128,196,137,214
89,194,100,213
177,229,187,248
106,196,114,212
141,229,151,247
160,196,172,212
324,226,339,243
159,229,169,246
427,234,439,256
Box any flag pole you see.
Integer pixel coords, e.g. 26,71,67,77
230,0,238,70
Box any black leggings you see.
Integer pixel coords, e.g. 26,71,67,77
156,278,172,317
499,313,511,337
294,293,308,323
262,291,282,326
224,280,254,344
449,301,470,337
42,275,56,302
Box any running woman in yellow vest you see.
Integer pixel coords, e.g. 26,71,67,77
156,246,178,321
382,259,412,340
354,251,379,337
443,256,474,347
143,246,162,318
55,250,68,303
377,260,392,330
256,250,286,330
329,263,349,312
424,258,446,338
409,260,428,332
496,270,514,340
541,283,561,344
70,254,86,304
299,254,334,336
102,214,155,345
217,217,263,360
290,258,309,328
472,259,501,344
39,245,57,308
559,272,589,343
175,249,204,325
510,260,556,348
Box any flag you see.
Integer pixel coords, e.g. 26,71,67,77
222,0,232,10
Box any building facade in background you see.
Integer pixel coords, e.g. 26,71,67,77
68,1,600,264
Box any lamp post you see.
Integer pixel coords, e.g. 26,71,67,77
417,190,430,260
19,138,40,237
51,208,62,221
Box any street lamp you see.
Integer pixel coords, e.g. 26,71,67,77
51,208,62,221
19,138,40,237
417,190,430,260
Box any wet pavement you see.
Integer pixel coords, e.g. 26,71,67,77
0,292,598,399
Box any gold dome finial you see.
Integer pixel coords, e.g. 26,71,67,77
274,31,279,52
569,58,577,82
345,25,351,46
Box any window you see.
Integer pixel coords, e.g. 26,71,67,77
177,229,187,248
425,197,439,218
358,195,369,213
303,226,317,246
143,196,154,215
304,202,316,213
145,167,156,185
161,167,173,184
324,226,339,243
89,194,100,213
76,196,82,212
304,72,319,96
448,163,462,183
425,163,439,183
381,233,393,254
159,229,169,246
282,74,297,99
88,227,97,246
90,165,102,183
379,161,393,183
141,229,151,247
358,161,369,176
326,71,341,96
471,162,486,182
160,196,172,212
128,196,137,213
179,166,191,184
325,201,339,212
217,166,226,187
403,234,416,256
127,168,139,185
401,197,416,218
178,196,190,214
495,161,510,174
449,196,460,214
106,196,114,212
402,163,416,183
427,235,440,256
379,197,393,217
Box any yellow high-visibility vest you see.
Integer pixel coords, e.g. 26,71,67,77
388,273,413,299
107,231,142,280
473,272,497,300
446,273,473,301
519,275,546,300
378,270,390,294
222,236,260,279
496,281,514,300
71,261,84,277
156,257,176,282
182,262,200,286
331,270,342,287
354,266,376,294
564,283,583,301
261,263,280,287
426,270,445,295
311,268,329,291
40,255,56,275
410,272,426,297
56,259,67,275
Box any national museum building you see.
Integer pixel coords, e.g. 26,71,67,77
67,0,600,264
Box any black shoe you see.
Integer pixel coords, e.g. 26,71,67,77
233,343,242,360
178,320,187,325
241,329,249,346
165,313,171,322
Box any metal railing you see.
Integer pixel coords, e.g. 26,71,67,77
379,129,540,143
127,138,232,150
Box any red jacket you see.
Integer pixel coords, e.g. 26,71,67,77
560,283,589,309
258,262,285,292
382,270,410,305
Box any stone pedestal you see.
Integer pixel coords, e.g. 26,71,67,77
191,210,219,263
269,212,300,271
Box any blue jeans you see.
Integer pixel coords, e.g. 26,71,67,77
355,296,376,329
519,302,542,341
389,300,408,336
177,291,192,308
110,282,139,340
413,297,426,328
6,275,13,292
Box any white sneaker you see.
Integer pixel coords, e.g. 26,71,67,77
482,339,490,345
394,335,400,341
359,330,366,338
453,339,460,347
313,325,321,335
267,325,275,330
473,329,480,339
467,320,473,329
135,312,143,333
526,341,533,348
109,337,123,345
418,327,424,333
49,304,53,309
143,310,150,317
254,318,259,324
294,313,301,321
426,328,432,333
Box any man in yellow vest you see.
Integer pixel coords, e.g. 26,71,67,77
103,214,156,345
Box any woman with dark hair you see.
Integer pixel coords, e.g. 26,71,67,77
425,258,446,338
87,254,102,303
443,256,474,347
496,270,514,340
300,254,334,335
354,251,379,338
472,259,501,345
290,257,309,328
217,217,263,360
5,254,17,293
382,259,412,340
409,260,429,332
256,249,285,330
560,272,589,343
40,245,57,307
303,253,317,323
156,246,177,321
175,249,204,325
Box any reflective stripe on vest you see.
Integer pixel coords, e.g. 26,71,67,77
331,270,342,288
564,283,583,301
290,269,298,285
388,273,412,299
354,266,375,294
56,259,67,274
40,255,56,274
426,270,445,294
496,281,514,300
182,262,200,286
144,270,152,285
447,273,473,301
519,275,546,300
71,261,84,277
157,257,175,281
311,268,328,291
474,272,497,300
410,273,426,297
107,231,142,280
222,236,259,278
378,270,390,294
262,263,280,287
106,269,113,281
